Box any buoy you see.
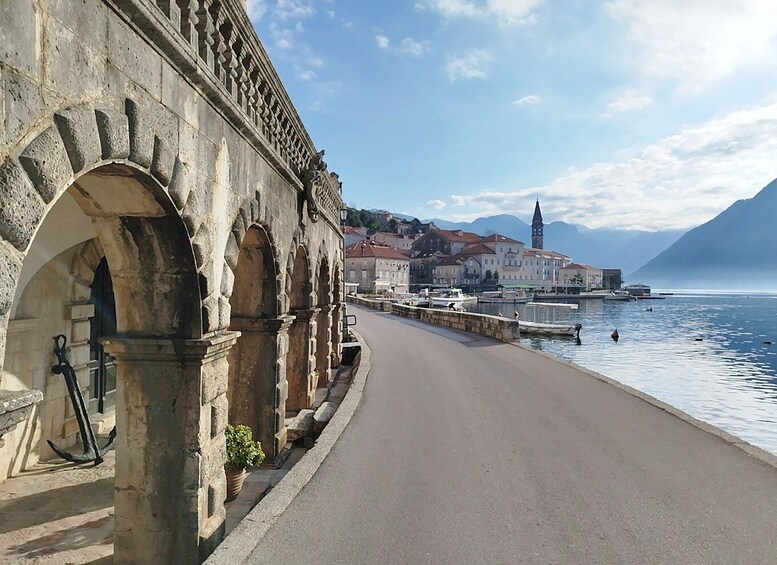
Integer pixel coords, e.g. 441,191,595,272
611,329,619,342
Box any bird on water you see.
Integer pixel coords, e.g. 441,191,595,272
611,329,620,342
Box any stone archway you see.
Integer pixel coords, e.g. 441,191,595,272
314,255,333,386
0,104,236,564
286,244,315,414
226,223,289,464
332,266,344,364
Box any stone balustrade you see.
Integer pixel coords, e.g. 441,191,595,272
111,0,343,226
347,296,519,342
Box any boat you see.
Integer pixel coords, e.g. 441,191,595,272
418,288,467,310
603,290,637,301
478,289,531,304
517,302,582,337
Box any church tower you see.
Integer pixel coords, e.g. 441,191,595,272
531,199,544,249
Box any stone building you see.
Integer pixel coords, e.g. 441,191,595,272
345,241,410,294
0,1,344,563
518,248,572,290
412,228,481,256
560,263,604,290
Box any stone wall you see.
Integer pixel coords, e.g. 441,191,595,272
0,0,344,562
347,296,519,342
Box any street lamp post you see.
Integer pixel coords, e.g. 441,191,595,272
340,207,349,342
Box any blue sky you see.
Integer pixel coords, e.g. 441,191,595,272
248,0,777,231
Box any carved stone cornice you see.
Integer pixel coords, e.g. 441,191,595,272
106,0,343,228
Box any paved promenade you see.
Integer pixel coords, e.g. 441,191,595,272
249,306,777,564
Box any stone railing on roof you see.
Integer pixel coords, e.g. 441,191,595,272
109,0,343,227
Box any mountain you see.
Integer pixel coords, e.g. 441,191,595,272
631,179,777,290
417,214,684,275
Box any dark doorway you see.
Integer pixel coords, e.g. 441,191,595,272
88,257,117,414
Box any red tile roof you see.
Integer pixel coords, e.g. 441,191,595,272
459,243,496,255
523,247,570,259
429,228,481,243
346,241,409,260
479,234,523,244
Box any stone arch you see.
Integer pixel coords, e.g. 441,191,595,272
285,242,315,413
225,213,290,463
314,250,333,386
0,100,234,563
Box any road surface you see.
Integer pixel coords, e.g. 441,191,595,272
248,306,777,564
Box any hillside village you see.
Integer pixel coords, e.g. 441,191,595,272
345,202,622,294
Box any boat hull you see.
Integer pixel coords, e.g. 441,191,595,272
518,321,581,336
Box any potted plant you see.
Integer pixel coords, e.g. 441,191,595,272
224,424,265,502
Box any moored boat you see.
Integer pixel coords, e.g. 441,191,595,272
517,302,582,337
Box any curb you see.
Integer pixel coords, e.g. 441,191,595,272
505,339,777,471
205,330,372,565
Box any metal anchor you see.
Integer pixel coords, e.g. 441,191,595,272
48,334,116,465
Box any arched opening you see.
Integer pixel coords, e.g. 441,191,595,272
1,163,227,563
314,257,332,386
89,257,117,415
227,225,281,462
332,267,344,363
286,246,313,414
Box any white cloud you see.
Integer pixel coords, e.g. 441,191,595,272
601,91,652,117
447,101,777,230
246,0,267,21
399,37,427,58
423,0,542,27
298,70,316,81
445,49,493,81
375,34,390,49
275,0,315,20
606,0,777,91
512,95,541,107
426,199,448,209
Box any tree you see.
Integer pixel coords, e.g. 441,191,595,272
571,273,584,286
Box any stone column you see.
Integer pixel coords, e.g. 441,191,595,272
315,304,334,384
102,331,239,565
286,308,318,412
227,315,293,465
331,302,343,366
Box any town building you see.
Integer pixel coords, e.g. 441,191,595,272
410,251,447,289
518,248,572,290
346,241,410,294
560,263,604,290
0,2,344,562
344,225,368,247
370,231,415,252
412,228,482,256
602,269,623,290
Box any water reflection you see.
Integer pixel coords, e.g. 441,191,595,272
466,296,777,455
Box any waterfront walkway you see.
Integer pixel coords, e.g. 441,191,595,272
249,306,777,564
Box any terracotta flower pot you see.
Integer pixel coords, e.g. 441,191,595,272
225,468,247,502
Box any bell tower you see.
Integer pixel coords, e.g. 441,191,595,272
531,199,544,249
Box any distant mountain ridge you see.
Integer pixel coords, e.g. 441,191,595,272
415,214,684,276
631,178,777,290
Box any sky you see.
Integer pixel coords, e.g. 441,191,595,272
247,0,777,231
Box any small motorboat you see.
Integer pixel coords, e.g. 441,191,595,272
517,302,582,337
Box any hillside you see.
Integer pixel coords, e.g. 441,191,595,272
631,178,777,289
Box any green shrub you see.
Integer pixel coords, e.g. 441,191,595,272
225,424,265,472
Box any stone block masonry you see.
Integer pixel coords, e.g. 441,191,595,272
347,296,518,343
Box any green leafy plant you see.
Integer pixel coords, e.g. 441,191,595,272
225,424,265,472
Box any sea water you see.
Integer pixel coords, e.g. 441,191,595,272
466,294,777,455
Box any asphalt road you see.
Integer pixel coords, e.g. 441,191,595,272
248,306,777,564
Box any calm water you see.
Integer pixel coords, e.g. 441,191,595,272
466,295,777,455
